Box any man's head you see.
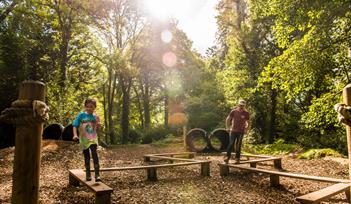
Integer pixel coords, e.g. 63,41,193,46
238,99,246,108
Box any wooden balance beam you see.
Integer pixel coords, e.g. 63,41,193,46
68,169,113,204
99,160,211,181
221,153,282,168
146,152,196,158
219,164,349,186
237,157,282,169
296,183,350,204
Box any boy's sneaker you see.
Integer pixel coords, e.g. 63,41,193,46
86,171,92,181
95,176,102,182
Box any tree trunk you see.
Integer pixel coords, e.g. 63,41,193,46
102,82,109,144
268,87,277,144
164,91,169,128
143,74,151,129
107,68,117,144
133,85,144,129
121,77,132,144
56,1,72,89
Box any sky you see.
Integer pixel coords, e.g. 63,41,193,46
142,0,219,55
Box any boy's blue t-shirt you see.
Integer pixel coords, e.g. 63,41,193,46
72,112,100,150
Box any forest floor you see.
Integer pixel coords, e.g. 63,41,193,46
0,138,350,204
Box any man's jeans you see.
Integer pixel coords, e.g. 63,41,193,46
226,132,244,160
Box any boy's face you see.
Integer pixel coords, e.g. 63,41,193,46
85,103,96,114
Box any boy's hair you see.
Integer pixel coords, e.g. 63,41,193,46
84,98,97,107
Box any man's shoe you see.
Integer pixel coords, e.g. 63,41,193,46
223,156,230,164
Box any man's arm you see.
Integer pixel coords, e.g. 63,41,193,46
245,112,250,133
245,121,250,134
226,115,231,131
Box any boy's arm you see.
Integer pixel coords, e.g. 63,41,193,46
72,126,78,140
96,115,102,129
72,113,80,141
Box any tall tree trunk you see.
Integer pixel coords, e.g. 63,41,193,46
268,87,277,144
103,82,108,144
107,68,117,144
143,74,151,129
133,85,144,129
164,90,169,128
121,76,132,144
55,0,72,89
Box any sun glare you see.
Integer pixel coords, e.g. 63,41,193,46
142,0,188,20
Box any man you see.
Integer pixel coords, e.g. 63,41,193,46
224,99,250,164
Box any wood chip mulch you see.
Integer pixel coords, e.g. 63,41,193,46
0,140,349,203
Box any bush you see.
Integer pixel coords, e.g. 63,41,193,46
128,129,142,143
141,134,153,144
141,126,170,144
297,148,343,159
244,139,302,155
296,129,347,155
153,134,181,145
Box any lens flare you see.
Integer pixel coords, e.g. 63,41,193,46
161,30,172,43
162,52,177,67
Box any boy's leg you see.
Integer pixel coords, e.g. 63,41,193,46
83,148,91,181
90,144,101,182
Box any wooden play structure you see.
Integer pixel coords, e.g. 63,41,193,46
0,81,49,204
219,154,350,203
3,81,351,204
68,152,210,204
217,84,351,204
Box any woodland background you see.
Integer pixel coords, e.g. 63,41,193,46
0,0,350,154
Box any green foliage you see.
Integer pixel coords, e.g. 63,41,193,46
244,139,302,155
297,148,343,159
141,126,171,144
185,71,229,131
296,129,347,155
152,134,182,146
128,128,143,144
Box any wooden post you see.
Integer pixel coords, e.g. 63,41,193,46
270,174,280,187
144,156,150,163
343,84,351,204
147,168,157,181
201,162,210,176
183,125,187,151
346,188,350,203
69,173,80,187
96,192,111,204
219,164,229,176
273,158,282,169
250,162,257,168
11,81,46,204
